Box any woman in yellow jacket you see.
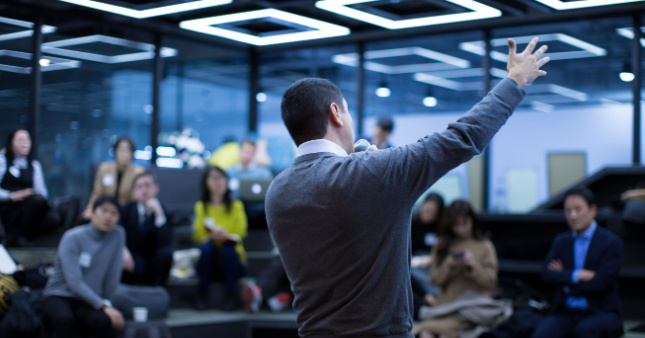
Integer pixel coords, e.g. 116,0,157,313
193,166,248,310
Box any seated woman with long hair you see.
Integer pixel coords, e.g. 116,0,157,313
414,200,498,338
192,166,248,310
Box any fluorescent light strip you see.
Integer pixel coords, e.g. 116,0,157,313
332,47,470,74
533,0,644,10
459,33,606,61
0,50,80,74
0,16,57,42
42,35,177,64
180,9,350,46
315,0,501,30
616,27,645,47
58,0,232,19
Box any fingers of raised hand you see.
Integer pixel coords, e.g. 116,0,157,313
537,56,550,68
533,45,548,60
522,37,539,55
507,38,517,55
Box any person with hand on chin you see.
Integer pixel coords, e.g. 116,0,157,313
41,195,126,338
266,37,549,337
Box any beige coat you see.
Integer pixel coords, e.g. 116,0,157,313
84,161,144,213
414,238,498,338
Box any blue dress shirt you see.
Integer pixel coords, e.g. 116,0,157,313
566,221,597,309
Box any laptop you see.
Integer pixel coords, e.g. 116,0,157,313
238,178,272,202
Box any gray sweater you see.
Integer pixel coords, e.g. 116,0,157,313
44,224,124,309
265,78,524,337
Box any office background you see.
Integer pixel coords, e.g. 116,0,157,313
1,0,644,213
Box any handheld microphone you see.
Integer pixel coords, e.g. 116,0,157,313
353,139,373,153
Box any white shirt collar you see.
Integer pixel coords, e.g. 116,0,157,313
296,139,348,157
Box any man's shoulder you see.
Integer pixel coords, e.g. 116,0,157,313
594,226,623,245
62,224,90,241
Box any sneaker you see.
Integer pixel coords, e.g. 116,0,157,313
268,292,292,312
241,282,263,313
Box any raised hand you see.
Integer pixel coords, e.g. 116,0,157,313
507,37,550,87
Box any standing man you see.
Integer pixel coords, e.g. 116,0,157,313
121,171,173,286
41,195,125,338
531,186,623,338
372,116,395,149
265,38,549,337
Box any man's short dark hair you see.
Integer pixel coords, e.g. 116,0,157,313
564,186,596,207
133,171,158,187
114,136,135,155
241,138,256,148
377,117,394,132
92,195,121,215
281,78,345,146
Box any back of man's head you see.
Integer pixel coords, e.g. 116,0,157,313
563,186,596,207
377,116,394,133
281,78,345,146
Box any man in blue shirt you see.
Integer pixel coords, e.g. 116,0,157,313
532,186,623,338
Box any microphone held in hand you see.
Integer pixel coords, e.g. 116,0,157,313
353,139,373,153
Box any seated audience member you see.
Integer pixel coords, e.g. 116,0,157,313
120,171,172,287
0,128,60,247
531,186,623,338
371,116,395,149
241,256,292,313
410,193,444,317
208,137,240,170
41,196,125,338
226,139,273,189
193,166,248,310
414,200,499,338
82,137,144,220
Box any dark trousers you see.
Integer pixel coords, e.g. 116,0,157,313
256,256,291,302
122,246,173,286
531,310,623,338
196,242,246,293
41,296,115,338
0,194,59,244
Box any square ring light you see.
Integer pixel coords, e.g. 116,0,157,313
0,50,80,74
533,0,644,10
180,9,350,46
315,0,502,30
333,47,471,74
58,0,232,19
42,35,177,63
0,16,56,42
459,33,606,62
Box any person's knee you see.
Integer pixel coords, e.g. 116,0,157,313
25,194,47,208
86,310,112,331
220,245,238,260
43,309,76,330
200,242,215,256
574,320,600,338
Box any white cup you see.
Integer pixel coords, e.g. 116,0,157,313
133,307,148,322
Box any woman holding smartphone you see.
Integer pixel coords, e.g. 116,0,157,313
415,200,498,338
192,166,248,310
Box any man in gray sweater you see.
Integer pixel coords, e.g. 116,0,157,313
265,38,549,337
42,195,125,337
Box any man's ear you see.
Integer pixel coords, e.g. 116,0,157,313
328,102,343,127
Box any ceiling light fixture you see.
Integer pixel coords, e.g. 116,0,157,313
42,35,177,63
616,27,645,47
332,47,470,74
0,16,56,42
256,92,267,102
315,0,501,30
460,33,606,61
620,61,634,82
180,9,350,46
376,81,391,98
423,88,438,107
58,0,232,19
533,0,644,10
0,50,80,74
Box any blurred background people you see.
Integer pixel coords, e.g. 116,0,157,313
82,137,143,220
0,128,60,247
192,166,248,310
371,116,395,149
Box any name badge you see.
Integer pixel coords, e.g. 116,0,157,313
79,252,92,268
102,174,114,187
8,166,20,178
